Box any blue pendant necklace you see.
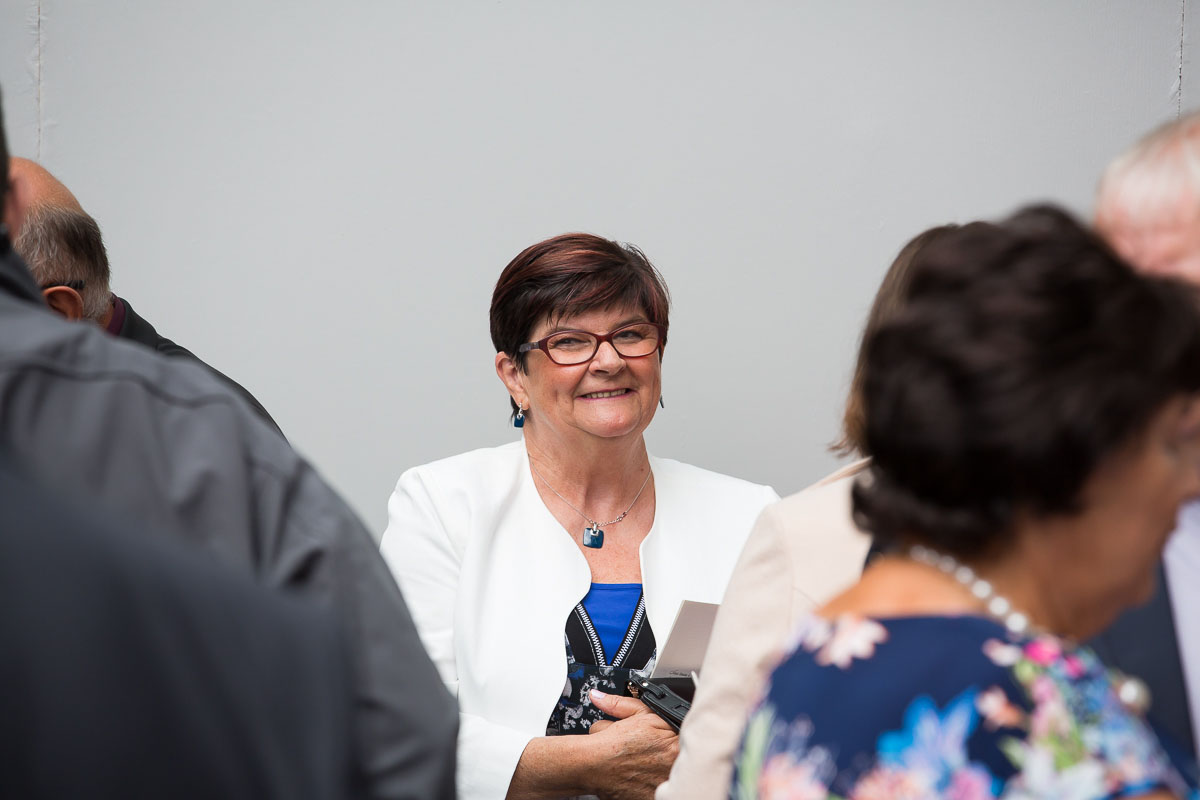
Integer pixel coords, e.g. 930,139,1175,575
529,459,653,549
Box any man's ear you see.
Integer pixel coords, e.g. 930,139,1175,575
495,351,527,405
42,286,85,321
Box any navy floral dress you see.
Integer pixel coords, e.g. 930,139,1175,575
731,614,1198,800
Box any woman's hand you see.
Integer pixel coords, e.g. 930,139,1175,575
503,689,679,800
584,688,680,800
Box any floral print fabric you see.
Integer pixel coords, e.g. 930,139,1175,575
545,633,655,735
731,614,1197,800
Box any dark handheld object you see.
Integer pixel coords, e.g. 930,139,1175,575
627,679,690,732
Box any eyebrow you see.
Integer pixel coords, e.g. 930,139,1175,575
542,315,649,336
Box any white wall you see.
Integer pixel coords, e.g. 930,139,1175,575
0,1,1188,535
2,2,38,159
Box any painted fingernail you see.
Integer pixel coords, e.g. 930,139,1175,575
589,689,607,703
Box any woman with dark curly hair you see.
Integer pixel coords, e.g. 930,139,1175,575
731,207,1200,799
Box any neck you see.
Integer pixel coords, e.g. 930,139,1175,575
833,535,1116,641
523,428,651,514
98,295,115,329
965,530,1116,642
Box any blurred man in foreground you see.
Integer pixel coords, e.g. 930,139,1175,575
9,157,280,432
0,91,457,800
0,458,354,799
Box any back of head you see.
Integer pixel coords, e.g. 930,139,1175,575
14,204,112,321
854,205,1200,557
1096,111,1200,275
8,157,83,215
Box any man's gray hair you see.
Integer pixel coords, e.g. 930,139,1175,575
14,204,112,321
1096,110,1200,233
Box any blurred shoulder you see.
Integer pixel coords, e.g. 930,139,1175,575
808,458,870,490
751,459,872,603
768,458,869,522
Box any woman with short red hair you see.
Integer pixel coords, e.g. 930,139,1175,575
381,233,777,800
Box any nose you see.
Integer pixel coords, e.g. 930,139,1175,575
589,340,625,372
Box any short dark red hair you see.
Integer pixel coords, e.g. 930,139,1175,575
490,233,671,373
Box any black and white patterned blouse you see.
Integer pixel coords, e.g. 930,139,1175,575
546,591,657,735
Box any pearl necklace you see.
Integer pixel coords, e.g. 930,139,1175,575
907,543,1152,715
908,544,1032,635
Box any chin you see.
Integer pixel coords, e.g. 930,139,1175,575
582,417,645,440
588,426,642,440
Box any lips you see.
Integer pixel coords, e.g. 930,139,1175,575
580,388,632,399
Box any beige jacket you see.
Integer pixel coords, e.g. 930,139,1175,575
656,459,872,800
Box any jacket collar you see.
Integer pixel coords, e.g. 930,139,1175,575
0,229,48,306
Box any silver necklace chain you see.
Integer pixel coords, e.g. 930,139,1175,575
528,458,653,530
908,543,1152,714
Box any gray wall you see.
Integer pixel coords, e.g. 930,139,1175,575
0,1,1191,534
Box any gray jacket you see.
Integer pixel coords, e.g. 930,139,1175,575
0,239,457,800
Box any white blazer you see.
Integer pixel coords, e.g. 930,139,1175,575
380,440,778,800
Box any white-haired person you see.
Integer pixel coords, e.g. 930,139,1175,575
1091,110,1200,768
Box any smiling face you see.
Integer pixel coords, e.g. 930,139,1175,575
497,304,662,448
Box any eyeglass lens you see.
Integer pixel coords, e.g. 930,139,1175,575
545,323,660,365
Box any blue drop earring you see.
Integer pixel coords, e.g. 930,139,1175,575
659,395,665,409
513,403,526,428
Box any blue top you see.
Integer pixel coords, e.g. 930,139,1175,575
581,583,643,664
732,613,1198,799
546,583,653,735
